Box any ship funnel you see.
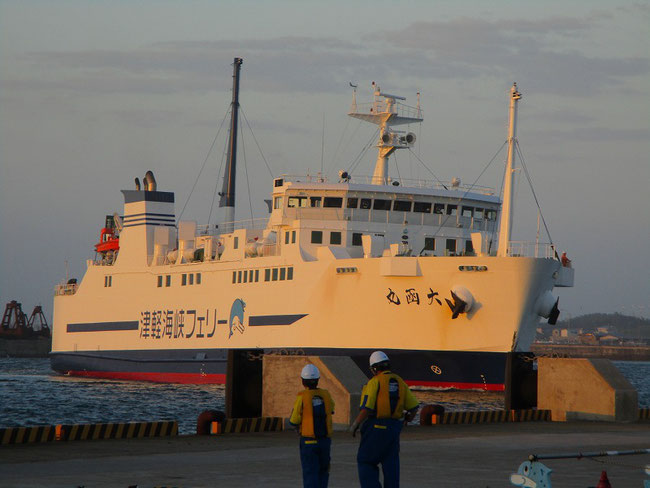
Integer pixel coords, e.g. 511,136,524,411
135,177,141,190
143,171,157,191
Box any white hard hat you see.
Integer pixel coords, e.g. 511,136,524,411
369,351,389,367
301,364,320,380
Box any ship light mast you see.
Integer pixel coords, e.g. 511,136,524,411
497,83,522,257
348,82,422,185
219,57,243,233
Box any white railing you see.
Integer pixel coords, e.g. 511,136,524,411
279,174,495,195
54,283,78,296
196,217,269,236
351,100,422,120
507,241,558,259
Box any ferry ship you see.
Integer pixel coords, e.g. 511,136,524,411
51,58,574,390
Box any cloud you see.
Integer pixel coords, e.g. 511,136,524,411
7,37,387,96
539,127,650,142
3,13,649,100
375,16,650,95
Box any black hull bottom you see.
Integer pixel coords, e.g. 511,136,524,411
50,348,508,390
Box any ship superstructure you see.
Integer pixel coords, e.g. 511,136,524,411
51,60,574,389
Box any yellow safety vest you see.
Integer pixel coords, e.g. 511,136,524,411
299,388,333,438
376,373,407,420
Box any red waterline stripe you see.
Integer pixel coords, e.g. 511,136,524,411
67,370,226,384
406,379,505,392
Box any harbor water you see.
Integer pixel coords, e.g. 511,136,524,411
1,358,649,435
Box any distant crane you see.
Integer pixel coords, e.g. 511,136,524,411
0,301,50,339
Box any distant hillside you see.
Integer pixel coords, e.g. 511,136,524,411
547,313,650,339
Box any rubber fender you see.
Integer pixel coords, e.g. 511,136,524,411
419,404,445,426
197,410,226,435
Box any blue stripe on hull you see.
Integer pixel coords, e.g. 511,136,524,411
67,321,140,333
50,348,507,388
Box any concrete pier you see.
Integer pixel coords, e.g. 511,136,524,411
2,422,649,487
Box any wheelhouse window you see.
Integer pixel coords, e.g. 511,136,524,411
272,268,279,281
347,198,358,208
157,276,163,287
311,231,323,244
413,201,432,213
330,232,341,245
280,268,286,280
189,273,194,285
233,236,239,249
273,196,283,209
360,198,371,209
461,206,474,217
291,230,296,243
446,239,457,254
352,233,362,246
424,237,435,251
287,267,294,280
264,269,271,281
433,203,445,215
373,199,391,210
288,196,308,208
486,209,497,221
323,197,343,208
182,274,187,286
474,208,484,219
393,200,412,212
196,273,201,285
310,197,322,208
446,204,457,216
166,275,171,287
285,232,290,244
465,240,474,255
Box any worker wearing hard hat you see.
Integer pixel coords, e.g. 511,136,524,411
350,351,419,487
290,364,335,488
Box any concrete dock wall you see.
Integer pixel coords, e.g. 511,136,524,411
262,355,367,427
531,344,650,361
537,358,638,422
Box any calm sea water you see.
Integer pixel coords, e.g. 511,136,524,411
1,359,648,435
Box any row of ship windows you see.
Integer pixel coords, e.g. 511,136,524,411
156,273,202,288
307,231,474,253
232,267,294,284
280,196,497,220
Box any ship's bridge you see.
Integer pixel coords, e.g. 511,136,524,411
267,175,501,258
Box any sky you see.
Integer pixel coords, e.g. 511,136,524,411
1,0,649,322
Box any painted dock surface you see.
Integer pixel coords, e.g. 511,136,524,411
1,422,649,487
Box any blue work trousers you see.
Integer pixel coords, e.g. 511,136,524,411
357,418,402,488
300,436,331,488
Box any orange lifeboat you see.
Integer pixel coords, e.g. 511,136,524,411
95,215,120,255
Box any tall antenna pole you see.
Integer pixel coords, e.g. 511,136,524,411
497,83,522,257
219,57,243,232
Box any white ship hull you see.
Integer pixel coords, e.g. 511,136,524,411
50,73,575,390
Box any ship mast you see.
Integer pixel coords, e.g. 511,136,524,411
219,57,243,233
497,83,522,257
349,82,422,185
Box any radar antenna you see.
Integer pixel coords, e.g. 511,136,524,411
348,82,422,185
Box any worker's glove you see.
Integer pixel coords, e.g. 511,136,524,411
348,421,360,437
